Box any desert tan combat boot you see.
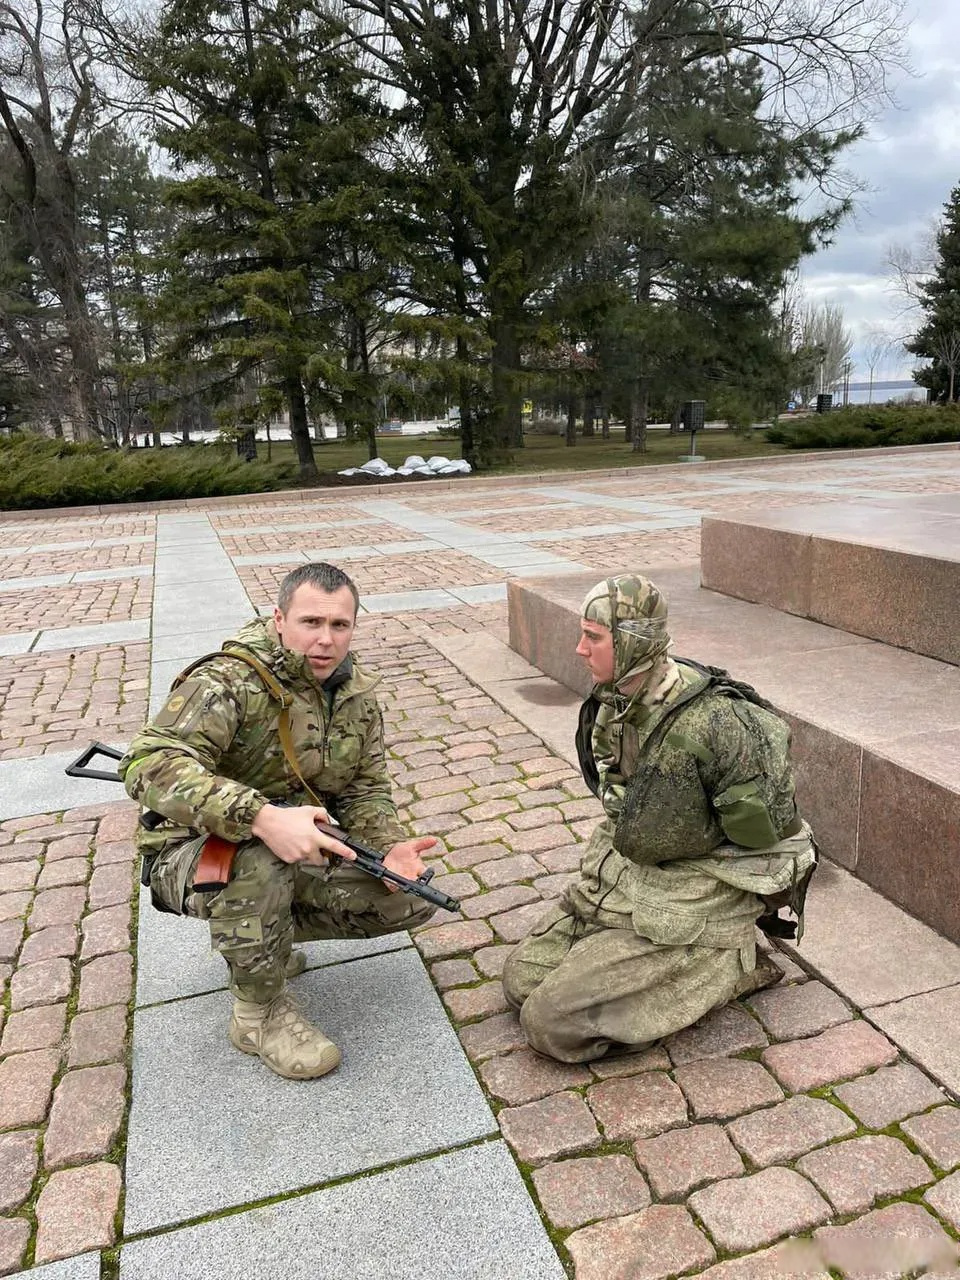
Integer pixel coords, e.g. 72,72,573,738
229,990,341,1079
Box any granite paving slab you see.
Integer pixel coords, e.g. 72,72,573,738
123,948,497,1231
361,589,459,612
73,566,154,583
150,628,234,664
0,749,127,820
33,619,151,653
119,1142,565,1280
866,984,960,1096
17,1254,101,1279
0,573,72,591
135,903,413,1006
0,630,37,655
448,583,508,604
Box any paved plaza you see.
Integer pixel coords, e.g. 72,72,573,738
2,448,960,1278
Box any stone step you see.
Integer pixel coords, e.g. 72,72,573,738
505,565,960,944
700,495,960,665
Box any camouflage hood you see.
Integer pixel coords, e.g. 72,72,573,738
580,574,673,695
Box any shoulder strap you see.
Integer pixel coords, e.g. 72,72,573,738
675,657,778,713
172,645,325,808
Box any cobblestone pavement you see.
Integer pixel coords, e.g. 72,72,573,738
1,449,960,1277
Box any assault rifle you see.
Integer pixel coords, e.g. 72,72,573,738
65,741,461,913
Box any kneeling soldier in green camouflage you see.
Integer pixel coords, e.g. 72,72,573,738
121,562,436,1080
502,573,817,1063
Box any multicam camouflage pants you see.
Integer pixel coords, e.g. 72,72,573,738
150,837,435,1002
501,902,749,1063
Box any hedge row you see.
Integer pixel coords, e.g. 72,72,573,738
0,434,299,510
766,403,960,449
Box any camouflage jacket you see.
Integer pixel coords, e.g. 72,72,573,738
565,659,815,951
121,616,405,858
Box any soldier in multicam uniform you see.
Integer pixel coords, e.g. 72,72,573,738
121,562,436,1081
502,573,817,1063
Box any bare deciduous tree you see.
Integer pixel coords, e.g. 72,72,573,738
0,0,107,439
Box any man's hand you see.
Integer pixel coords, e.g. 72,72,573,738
251,804,355,866
381,836,438,890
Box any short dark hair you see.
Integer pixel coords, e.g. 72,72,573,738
277,562,360,615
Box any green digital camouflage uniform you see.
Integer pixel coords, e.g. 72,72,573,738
502,575,817,1063
121,616,434,1003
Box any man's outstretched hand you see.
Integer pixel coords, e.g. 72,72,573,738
382,836,438,890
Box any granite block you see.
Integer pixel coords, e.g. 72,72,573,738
16,1254,101,1279
700,516,812,615
32,620,150,653
123,949,496,1231
0,631,37,656
135,904,413,1006
782,715,861,871
857,742,960,944
120,1143,564,1280
867,983,960,1096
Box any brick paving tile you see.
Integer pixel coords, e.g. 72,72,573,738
409,792,472,819
813,1202,959,1278
489,901,549,943
747,980,853,1040
0,1049,60,1129
532,1155,650,1230
94,806,139,844
29,886,86,931
903,1106,960,1170
634,1123,744,1200
429,872,478,900
798,1133,934,1214
10,957,72,1010
761,1020,898,1091
429,959,477,989
442,981,510,1022
833,1061,947,1129
673,1058,783,1121
689,1166,831,1253
565,1204,715,1280
67,1005,128,1068
695,1240,830,1279
533,846,582,874
531,871,575,900
517,787,569,808
926,1168,960,1232
505,824,573,854
0,842,42,867
0,893,31,923
414,918,493,959
33,1161,121,1263
36,858,89,890
0,1218,29,1276
80,903,131,959
473,945,513,978
93,839,136,866
726,1094,856,1166
498,1090,601,1165
77,952,132,1010
475,853,543,888
44,1063,126,1168
459,884,540,920
0,921,23,964
589,1046,671,1078
458,1011,526,1063
445,821,514,850
504,806,565,832
0,1130,39,1213
0,1003,66,1055
479,1047,592,1105
44,835,93,862
0,861,39,893
19,925,78,965
87,863,132,910
665,1004,768,1066
444,842,512,871
586,1072,689,1141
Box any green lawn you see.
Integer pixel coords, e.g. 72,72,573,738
265,426,790,478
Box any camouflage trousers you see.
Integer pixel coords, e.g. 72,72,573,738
150,837,435,1002
501,902,750,1063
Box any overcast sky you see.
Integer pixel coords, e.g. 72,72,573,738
800,1,960,380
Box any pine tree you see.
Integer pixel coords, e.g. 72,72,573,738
907,186,960,402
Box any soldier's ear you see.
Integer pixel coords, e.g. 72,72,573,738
273,605,284,634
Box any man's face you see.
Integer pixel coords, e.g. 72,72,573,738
274,583,357,679
576,617,615,684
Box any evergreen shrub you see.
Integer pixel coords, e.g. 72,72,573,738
0,433,299,510
766,403,960,449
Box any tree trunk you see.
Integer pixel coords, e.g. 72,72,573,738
489,311,522,463
583,389,596,437
565,389,578,447
285,373,319,481
601,397,610,440
631,378,649,453
456,333,476,467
